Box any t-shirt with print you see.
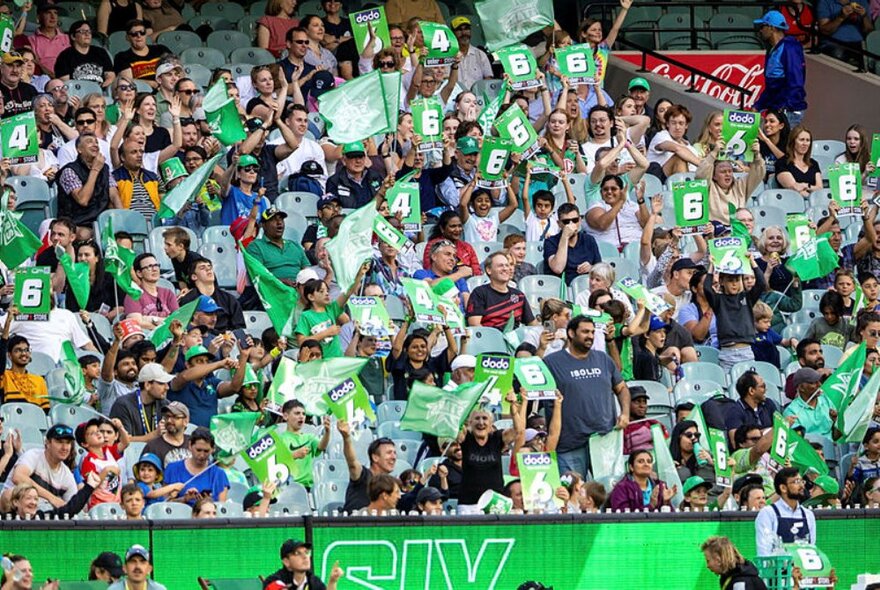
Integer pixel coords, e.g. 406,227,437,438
113,45,171,80
2,448,77,501
294,301,344,358
142,435,191,467
463,211,501,243
167,374,222,428
80,444,123,508
279,430,320,488
543,348,622,452
458,429,505,505
466,284,535,329
54,46,114,84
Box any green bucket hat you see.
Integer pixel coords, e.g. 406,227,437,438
160,157,188,183
235,364,260,387
184,344,212,362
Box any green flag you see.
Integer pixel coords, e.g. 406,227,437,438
150,297,199,347
785,233,840,282
52,341,87,405
157,153,224,219
240,241,300,337
401,381,489,439
840,363,880,442
818,341,865,411
588,430,625,484
203,79,246,146
325,202,378,293
323,375,376,427
475,0,554,52
379,71,402,134
264,357,301,414
787,420,830,476
318,70,399,143
728,202,751,244
294,357,369,416
102,216,142,300
652,423,683,507
242,430,297,484
476,80,508,135
686,404,710,442
0,189,41,268
56,246,90,309
210,412,260,456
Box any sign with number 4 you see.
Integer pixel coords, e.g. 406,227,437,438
401,278,445,325
14,267,50,320
386,180,422,232
419,22,459,66
672,179,709,234
1,112,38,165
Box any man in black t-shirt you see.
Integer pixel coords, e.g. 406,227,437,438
466,252,538,329
54,20,115,87
161,226,198,290
339,420,396,513
112,19,171,89
0,51,37,118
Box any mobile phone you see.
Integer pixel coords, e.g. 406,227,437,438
543,320,555,333
233,329,251,350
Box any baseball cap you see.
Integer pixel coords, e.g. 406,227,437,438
450,16,471,29
732,473,764,495
92,552,124,579
682,475,712,496
310,70,336,97
317,195,340,210
46,423,75,441
1,51,24,65
301,160,324,176
792,367,822,388
125,545,150,562
812,474,840,494
184,344,212,362
161,401,190,419
242,485,279,511
456,136,479,155
416,486,444,504
280,539,312,559
629,385,648,401
628,77,650,91
138,362,174,384
671,258,700,273
196,295,222,313
450,354,476,371
342,141,366,157
296,268,320,284
524,428,548,443
155,62,182,77
648,315,668,332
237,153,260,168
754,10,789,30
261,206,288,222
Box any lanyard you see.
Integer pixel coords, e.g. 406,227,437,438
136,389,158,433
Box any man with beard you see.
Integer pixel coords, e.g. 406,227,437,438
1,424,77,510
543,316,630,478
99,324,143,413
783,338,831,399
108,545,167,590
109,364,172,443
142,402,191,467
466,252,537,329
428,440,462,499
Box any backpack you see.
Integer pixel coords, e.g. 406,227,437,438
286,173,322,197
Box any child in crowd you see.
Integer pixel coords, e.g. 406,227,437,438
633,316,680,383
120,484,146,520
77,418,130,510
859,273,880,314
503,234,539,283
702,253,766,371
242,480,278,518
834,269,857,319
294,263,368,358
279,400,332,490
604,298,649,380
848,427,880,490
217,454,250,488
79,354,102,410
751,301,797,368
459,181,519,243
805,290,851,349
133,453,183,505
623,385,668,454
230,364,274,426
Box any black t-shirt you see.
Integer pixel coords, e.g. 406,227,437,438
54,46,114,84
335,38,359,77
277,58,317,98
113,45,171,80
171,249,199,289
178,286,246,332
142,434,191,467
35,248,59,272
459,430,505,505
774,157,821,186
245,96,270,116
633,345,662,382
145,126,171,154
386,349,452,402
465,284,535,329
343,465,370,513
0,82,37,118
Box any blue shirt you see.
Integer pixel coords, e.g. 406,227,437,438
754,36,807,111
163,460,229,505
168,374,222,428
725,397,779,433
220,185,269,226
542,230,602,283
817,0,870,42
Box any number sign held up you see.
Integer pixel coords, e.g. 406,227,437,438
420,22,459,66
828,162,862,216
555,44,596,86
497,44,540,90
1,112,38,165
672,179,710,234
720,109,760,162
14,267,51,320
410,97,444,152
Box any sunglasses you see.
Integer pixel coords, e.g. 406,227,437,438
128,30,147,37
559,218,580,225
379,61,395,68
75,118,96,125
683,432,701,440
292,39,309,45
178,88,199,95
239,165,259,173
118,84,136,91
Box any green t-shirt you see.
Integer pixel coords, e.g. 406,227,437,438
295,301,344,358
731,447,774,497
279,430,321,488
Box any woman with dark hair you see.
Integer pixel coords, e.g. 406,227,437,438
64,239,125,320
585,174,648,249
294,264,367,358
387,322,458,401
301,14,338,75
644,98,673,147
836,124,874,182
256,0,299,58
775,125,823,198
680,267,718,347
608,449,676,511
163,428,229,505
422,211,481,275
757,108,789,178
669,420,716,486
111,92,181,173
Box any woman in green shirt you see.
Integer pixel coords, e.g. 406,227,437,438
294,263,368,358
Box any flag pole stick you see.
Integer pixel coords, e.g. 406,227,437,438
769,278,795,315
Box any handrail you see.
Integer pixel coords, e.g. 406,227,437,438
614,37,755,109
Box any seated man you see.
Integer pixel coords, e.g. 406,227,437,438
413,240,471,309
56,132,120,238
543,203,601,283
178,256,246,332
783,368,841,439
0,336,49,412
466,252,537,329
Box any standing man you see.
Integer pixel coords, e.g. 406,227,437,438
28,3,70,79
109,363,172,443
451,16,493,91
466,252,538,329
246,207,312,288
107,545,167,590
543,316,630,477
54,20,115,88
544,203,602,283
263,539,343,590
0,51,38,118
339,419,397,513
142,402,192,467
755,467,816,556
753,11,807,127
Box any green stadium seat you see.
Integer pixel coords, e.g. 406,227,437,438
620,20,657,50
729,360,783,388
66,80,102,100
200,2,246,21
229,46,275,66
95,209,150,251
188,15,233,30
466,327,509,355
596,240,620,260
753,205,787,234
680,361,727,387
180,47,226,70
157,30,203,54
694,345,720,365
49,404,106,429
657,13,710,49
673,378,726,405
604,258,639,282
207,30,253,55
1,402,50,433
376,400,406,424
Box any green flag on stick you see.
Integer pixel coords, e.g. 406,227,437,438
293,357,369,416
818,341,865,411
203,79,246,146
240,241,300,337
652,423,683,508
475,0,554,52
0,189,42,269
840,364,880,442
401,381,489,439
476,81,508,135
210,412,260,456
102,216,141,300
51,341,87,405
264,357,301,414
318,69,400,143
157,153,224,219
325,202,379,293
56,246,90,309
150,297,199,347
784,233,839,282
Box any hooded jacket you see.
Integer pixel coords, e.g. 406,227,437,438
718,561,768,590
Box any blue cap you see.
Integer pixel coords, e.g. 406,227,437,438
196,295,221,313
648,315,668,332
754,10,789,30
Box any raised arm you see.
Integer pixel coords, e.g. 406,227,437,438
338,419,363,481
605,0,633,48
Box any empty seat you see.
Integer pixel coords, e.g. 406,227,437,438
466,327,509,355
1,402,49,432
206,31,252,55
157,30,203,54
180,47,226,69
144,502,193,519
518,274,562,312
376,400,406,424
229,46,275,65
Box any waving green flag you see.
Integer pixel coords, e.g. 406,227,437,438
475,0,554,52
265,357,301,414
728,203,751,244
401,381,489,439
652,423,683,508
784,233,839,282
0,189,42,269
102,216,142,300
323,375,376,427
819,341,865,411
210,412,260,456
293,357,369,416
840,363,880,442
476,80,508,135
325,202,378,293
150,297,199,347
157,153,224,219
318,70,400,143
52,341,88,405
203,79,246,146
240,241,300,337
56,246,90,309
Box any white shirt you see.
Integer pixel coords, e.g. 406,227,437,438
755,498,817,557
457,44,493,91
585,198,642,248
9,308,91,362
3,448,77,501
525,212,558,242
650,284,691,320
56,137,112,169
647,130,698,170
463,211,500,243
273,136,327,188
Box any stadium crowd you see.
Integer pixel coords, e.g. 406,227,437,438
0,0,879,585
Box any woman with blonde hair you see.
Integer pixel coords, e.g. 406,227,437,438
82,92,114,140
701,536,767,589
693,110,723,158
523,297,570,357
755,225,794,292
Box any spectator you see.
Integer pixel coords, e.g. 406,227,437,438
364,473,402,514
57,107,113,168
109,363,171,443
585,175,648,250
64,240,125,320
163,428,229,505
654,258,700,318
56,133,120,231
804,290,850,348
466,252,537,329
124,253,179,330
755,467,816,556
161,227,198,291
818,0,874,66
112,20,171,89
415,485,445,515
97,0,142,37
504,234,539,283
339,420,397,513
168,346,247,428
697,142,765,225
263,539,343,590
33,92,68,157
326,141,384,209
784,338,831,399
633,315,680,382
191,497,217,518
119,483,145,519
178,262,246,332
423,211,482,276
428,440,462,499
623,385,667,453
669,420,716,489
647,104,700,182
142,402,191,467
544,203,602,283
279,401,331,489
294,263,365,358
775,125,823,198
275,106,327,189
0,335,49,411
451,16,493,90
76,417,130,509
4,476,97,520
140,0,183,42
543,315,629,476
107,545,167,590
0,51,37,119
726,370,779,444
608,450,676,511
1,423,79,509
387,321,459,401
54,20,115,88
256,0,300,58
701,536,767,590
28,3,69,78
89,552,124,583
753,11,808,127
246,207,311,287
8,301,98,363
414,240,472,308
783,368,840,439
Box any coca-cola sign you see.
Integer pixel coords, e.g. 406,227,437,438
617,52,765,109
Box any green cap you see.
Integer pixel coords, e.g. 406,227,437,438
456,136,479,155
184,345,212,362
812,474,840,495
432,277,458,300
235,364,260,386
237,154,260,168
342,141,366,156
628,77,650,91
682,475,711,496
160,157,188,183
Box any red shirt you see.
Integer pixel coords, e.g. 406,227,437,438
782,4,815,45
80,444,123,509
